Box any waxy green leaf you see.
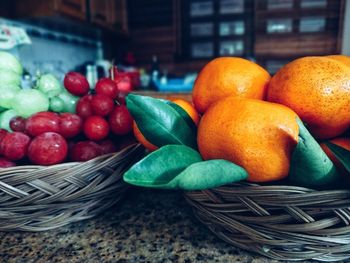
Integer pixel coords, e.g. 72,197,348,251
289,119,339,187
123,145,202,188
165,100,197,133
172,159,248,190
325,142,350,172
126,94,197,149
123,145,248,190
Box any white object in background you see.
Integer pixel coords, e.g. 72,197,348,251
342,0,350,55
0,25,31,50
86,64,98,88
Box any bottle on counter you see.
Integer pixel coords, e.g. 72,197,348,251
149,55,159,90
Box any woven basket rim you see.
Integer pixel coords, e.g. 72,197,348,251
185,182,350,261
0,143,144,232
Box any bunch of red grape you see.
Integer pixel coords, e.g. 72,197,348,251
0,72,135,167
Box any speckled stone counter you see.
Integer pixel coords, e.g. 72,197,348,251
1,189,313,263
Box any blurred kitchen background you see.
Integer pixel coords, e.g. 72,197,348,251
0,0,349,92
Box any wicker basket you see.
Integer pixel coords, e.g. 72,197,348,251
0,143,144,232
185,182,350,262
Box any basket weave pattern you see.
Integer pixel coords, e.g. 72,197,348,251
0,144,143,231
185,183,350,261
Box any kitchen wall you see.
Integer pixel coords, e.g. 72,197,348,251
0,18,102,80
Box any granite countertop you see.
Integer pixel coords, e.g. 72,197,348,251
1,189,312,263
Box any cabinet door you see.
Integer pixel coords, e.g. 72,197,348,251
90,0,110,27
54,0,86,20
109,0,128,33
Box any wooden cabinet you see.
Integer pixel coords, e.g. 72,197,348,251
11,0,127,34
89,0,128,33
54,0,86,20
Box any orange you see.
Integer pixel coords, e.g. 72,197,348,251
320,137,350,176
171,98,200,125
267,56,350,139
133,122,158,152
197,97,299,183
133,98,200,151
192,57,271,114
326,55,350,67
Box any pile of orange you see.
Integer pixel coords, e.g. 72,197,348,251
135,55,350,183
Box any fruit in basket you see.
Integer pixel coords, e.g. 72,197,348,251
192,57,270,114
69,141,102,162
95,78,119,99
0,157,16,168
326,55,350,67
0,109,19,131
320,137,350,176
91,94,114,116
63,71,90,96
0,129,8,142
0,132,31,161
27,132,68,165
76,94,93,119
0,51,23,75
133,122,158,152
0,85,20,109
197,97,299,183
12,89,49,118
267,56,350,139
83,115,110,141
59,113,83,139
98,139,118,154
0,70,21,87
25,111,60,136
49,96,65,112
108,105,133,135
37,74,63,98
56,91,79,113
9,116,26,132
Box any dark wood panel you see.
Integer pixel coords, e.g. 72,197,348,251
255,34,338,57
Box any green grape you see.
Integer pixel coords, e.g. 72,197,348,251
57,91,79,113
0,51,23,75
37,74,64,98
0,69,21,87
49,96,65,112
12,89,49,118
0,85,21,109
0,109,18,131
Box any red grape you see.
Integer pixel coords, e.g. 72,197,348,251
64,72,90,96
25,111,60,137
27,132,68,165
98,139,117,154
83,116,110,141
95,78,119,99
108,105,133,135
0,132,31,161
59,113,83,138
69,141,102,162
10,116,26,132
0,157,16,168
76,95,93,119
91,94,114,116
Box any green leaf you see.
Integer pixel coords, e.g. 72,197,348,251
126,94,197,149
289,118,339,187
170,160,248,190
165,100,197,133
325,142,350,172
123,145,202,189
